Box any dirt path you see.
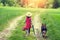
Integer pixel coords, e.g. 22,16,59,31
0,15,24,40
33,14,47,40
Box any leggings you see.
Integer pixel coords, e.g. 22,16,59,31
26,28,30,35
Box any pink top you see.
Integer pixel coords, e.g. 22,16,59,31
25,16,31,30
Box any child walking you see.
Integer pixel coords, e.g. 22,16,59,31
23,12,32,36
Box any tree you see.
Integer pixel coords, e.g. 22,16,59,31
7,0,15,6
53,0,59,8
1,0,6,6
1,0,17,6
58,0,60,7
17,0,23,7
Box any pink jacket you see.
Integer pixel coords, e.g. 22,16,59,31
25,17,31,30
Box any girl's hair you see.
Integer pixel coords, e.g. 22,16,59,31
27,16,31,18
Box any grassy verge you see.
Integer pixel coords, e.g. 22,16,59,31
0,7,24,31
7,17,36,40
40,11,60,40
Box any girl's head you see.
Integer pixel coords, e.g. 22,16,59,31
26,12,32,17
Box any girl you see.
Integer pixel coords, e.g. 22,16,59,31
23,12,32,36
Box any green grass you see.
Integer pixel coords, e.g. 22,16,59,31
1,7,60,40
0,7,25,31
7,18,36,40
0,7,38,31
40,11,60,40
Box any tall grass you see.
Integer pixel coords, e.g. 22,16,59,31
0,7,45,31
8,18,36,40
40,11,60,40
0,7,34,31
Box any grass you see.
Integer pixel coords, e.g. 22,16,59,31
0,7,60,40
40,11,60,40
0,7,24,31
7,17,36,40
0,7,37,40
0,7,38,31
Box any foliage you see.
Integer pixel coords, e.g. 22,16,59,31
8,18,36,40
40,10,60,40
0,0,60,8
0,0,17,6
53,0,59,8
0,7,26,31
